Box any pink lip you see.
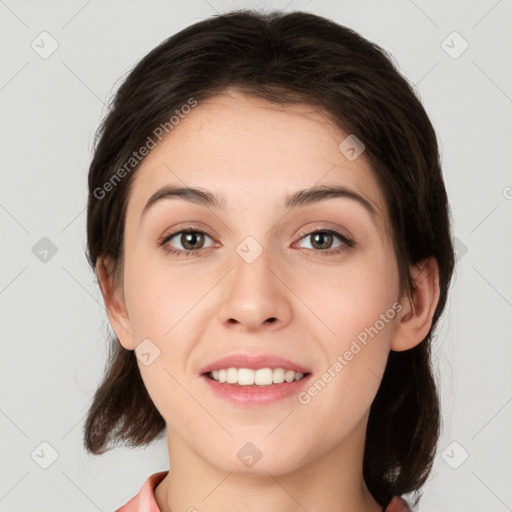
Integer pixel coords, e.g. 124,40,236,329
198,353,312,375
201,373,313,405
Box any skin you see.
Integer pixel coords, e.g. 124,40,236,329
97,90,440,512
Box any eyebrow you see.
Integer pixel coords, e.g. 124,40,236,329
141,184,378,222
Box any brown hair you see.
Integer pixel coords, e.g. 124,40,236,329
83,9,455,508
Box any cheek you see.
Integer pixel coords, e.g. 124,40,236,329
124,253,208,339
291,249,399,342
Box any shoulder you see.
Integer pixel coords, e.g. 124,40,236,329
115,470,169,512
384,496,411,511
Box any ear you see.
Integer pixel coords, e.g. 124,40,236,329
96,256,136,350
391,257,441,352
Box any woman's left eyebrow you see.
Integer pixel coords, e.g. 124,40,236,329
140,184,379,225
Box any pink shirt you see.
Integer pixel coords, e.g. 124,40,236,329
115,471,411,512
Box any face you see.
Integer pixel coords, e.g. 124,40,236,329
111,90,404,475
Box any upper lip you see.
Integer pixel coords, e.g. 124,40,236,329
198,353,312,375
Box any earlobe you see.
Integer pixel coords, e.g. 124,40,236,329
391,257,441,352
95,256,135,350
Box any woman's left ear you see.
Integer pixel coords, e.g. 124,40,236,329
391,257,441,352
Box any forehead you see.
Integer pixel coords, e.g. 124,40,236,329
127,91,388,228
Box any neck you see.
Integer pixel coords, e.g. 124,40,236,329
155,414,382,512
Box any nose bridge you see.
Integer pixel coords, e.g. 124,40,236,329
231,233,276,303
217,232,291,330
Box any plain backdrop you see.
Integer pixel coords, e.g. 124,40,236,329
1,1,511,511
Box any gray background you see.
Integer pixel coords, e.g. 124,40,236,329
1,0,511,510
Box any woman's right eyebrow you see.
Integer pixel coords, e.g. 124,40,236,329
140,184,379,226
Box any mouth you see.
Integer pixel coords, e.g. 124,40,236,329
200,366,313,405
203,367,312,387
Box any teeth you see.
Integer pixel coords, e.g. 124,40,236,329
208,367,305,386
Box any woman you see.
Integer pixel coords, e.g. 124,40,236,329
83,9,455,512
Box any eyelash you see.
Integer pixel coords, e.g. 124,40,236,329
158,224,355,258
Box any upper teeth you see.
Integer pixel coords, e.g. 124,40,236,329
210,368,305,386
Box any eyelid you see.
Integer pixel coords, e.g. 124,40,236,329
158,224,217,249
294,222,353,241
292,223,355,251
159,222,218,242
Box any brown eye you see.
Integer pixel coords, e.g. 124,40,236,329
180,231,205,250
309,232,334,250
161,229,215,254
293,225,355,257
297,230,346,251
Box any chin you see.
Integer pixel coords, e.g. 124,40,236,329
207,442,309,477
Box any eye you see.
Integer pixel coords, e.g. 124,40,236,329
159,228,215,256
294,225,355,255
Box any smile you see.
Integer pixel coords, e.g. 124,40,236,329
206,367,308,386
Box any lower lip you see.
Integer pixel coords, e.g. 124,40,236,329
201,374,312,405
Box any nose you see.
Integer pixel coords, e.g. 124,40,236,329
217,243,293,333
